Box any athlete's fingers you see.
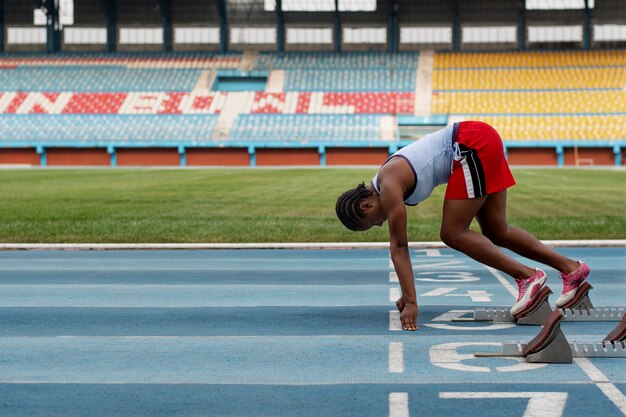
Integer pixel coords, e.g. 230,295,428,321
401,318,418,331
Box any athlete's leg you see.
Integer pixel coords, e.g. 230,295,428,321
475,190,579,275
476,190,590,308
440,196,535,280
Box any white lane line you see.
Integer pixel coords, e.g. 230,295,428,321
388,342,404,373
389,392,409,417
0,240,623,250
389,287,400,302
575,357,609,382
440,392,568,417
421,287,456,296
575,358,626,415
485,265,517,298
389,271,398,282
389,310,402,331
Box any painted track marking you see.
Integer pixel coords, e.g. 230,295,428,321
484,265,517,297
388,342,404,373
389,310,402,331
389,392,409,417
440,392,568,417
576,358,626,415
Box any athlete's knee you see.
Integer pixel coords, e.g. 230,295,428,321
440,227,462,249
480,224,510,246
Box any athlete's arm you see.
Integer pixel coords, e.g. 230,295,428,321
379,179,418,331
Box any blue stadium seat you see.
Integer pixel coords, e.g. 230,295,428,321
229,114,382,142
283,69,415,92
255,52,418,69
0,67,203,92
0,115,220,144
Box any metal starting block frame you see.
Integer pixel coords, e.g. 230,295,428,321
453,283,624,325
474,307,626,364
464,306,626,324
475,340,626,363
499,340,626,359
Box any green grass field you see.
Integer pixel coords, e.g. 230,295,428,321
0,168,623,243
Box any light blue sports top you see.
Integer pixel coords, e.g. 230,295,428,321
372,123,459,206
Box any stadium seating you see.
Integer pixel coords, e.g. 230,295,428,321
0,114,219,144
282,69,415,92
250,92,414,114
257,52,418,92
0,92,227,114
229,114,383,142
0,50,624,149
0,52,242,69
432,91,626,115
256,52,418,69
432,68,626,91
432,50,626,142
433,50,626,68
0,67,204,92
0,92,410,115
478,115,626,141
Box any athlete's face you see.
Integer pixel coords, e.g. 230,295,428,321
358,195,387,231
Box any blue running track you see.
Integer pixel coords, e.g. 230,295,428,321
0,247,624,416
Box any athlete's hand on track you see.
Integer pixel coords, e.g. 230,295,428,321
400,303,418,331
396,296,419,331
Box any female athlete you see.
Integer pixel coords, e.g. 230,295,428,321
335,121,589,331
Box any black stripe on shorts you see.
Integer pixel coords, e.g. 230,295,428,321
459,144,486,198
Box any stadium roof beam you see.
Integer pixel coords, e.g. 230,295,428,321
159,0,172,52
453,0,460,51
334,0,341,52
583,0,591,49
0,0,4,53
215,0,228,53
44,0,61,53
518,0,526,50
387,0,398,52
276,0,284,52
98,0,116,52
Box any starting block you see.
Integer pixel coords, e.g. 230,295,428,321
474,310,626,364
604,311,626,344
452,283,625,325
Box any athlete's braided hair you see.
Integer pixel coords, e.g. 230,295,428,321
335,182,373,231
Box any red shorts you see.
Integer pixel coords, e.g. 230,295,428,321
445,121,516,199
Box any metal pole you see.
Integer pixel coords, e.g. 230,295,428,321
159,0,172,52
276,0,284,52
215,0,228,53
453,0,461,51
388,0,398,52
583,0,591,50
334,0,340,52
99,0,116,52
518,0,526,51
0,0,4,53
46,0,61,53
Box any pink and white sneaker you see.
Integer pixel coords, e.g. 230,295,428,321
510,269,547,316
555,261,590,308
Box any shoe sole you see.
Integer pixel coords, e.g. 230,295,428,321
513,286,553,321
557,282,593,310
